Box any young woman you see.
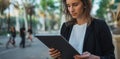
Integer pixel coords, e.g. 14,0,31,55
49,0,115,59
27,27,33,42
6,26,16,48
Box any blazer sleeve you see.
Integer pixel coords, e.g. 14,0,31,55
99,20,115,59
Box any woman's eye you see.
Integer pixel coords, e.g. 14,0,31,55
67,5,70,7
73,3,78,6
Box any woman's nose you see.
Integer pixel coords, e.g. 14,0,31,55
70,6,74,12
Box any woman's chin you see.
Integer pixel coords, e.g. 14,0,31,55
72,16,77,19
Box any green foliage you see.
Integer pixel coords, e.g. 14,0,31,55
92,0,94,3
0,30,8,35
40,0,59,11
96,0,110,19
40,0,60,31
9,17,16,26
115,0,120,3
110,4,117,9
27,17,39,28
19,18,25,27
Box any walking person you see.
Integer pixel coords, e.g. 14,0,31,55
26,26,33,46
19,27,26,48
27,26,33,42
6,26,16,48
49,0,115,59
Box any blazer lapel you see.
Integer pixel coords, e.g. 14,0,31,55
83,24,93,52
67,24,74,41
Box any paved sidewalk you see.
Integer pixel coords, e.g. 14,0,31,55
0,35,20,53
0,35,9,44
0,35,52,59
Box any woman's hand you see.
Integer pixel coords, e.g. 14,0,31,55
74,51,100,59
49,48,61,59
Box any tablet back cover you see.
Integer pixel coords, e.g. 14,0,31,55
35,35,80,59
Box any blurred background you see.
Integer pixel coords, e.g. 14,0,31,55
0,0,120,59
0,0,119,35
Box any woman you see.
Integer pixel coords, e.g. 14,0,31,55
49,0,115,59
6,26,16,48
27,27,33,42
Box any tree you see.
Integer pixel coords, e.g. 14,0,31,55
0,0,11,32
96,0,110,19
115,0,120,3
26,4,35,28
40,0,59,31
0,0,10,14
16,0,36,31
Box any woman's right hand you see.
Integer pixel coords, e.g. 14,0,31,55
49,48,61,59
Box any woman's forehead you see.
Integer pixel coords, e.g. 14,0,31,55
66,0,81,4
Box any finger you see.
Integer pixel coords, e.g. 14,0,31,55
82,51,89,55
49,48,59,55
51,51,61,56
74,55,81,59
49,48,55,52
49,48,55,55
49,48,60,56
51,52,61,58
80,52,91,58
73,56,77,59
82,51,91,56
50,49,59,55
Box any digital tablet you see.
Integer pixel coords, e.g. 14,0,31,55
35,35,80,59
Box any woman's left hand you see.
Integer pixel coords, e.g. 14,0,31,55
74,51,100,59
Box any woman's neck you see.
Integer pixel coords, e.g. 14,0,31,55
76,17,88,25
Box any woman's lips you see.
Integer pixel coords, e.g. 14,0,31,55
72,13,76,16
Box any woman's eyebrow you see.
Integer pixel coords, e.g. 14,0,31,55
66,2,78,5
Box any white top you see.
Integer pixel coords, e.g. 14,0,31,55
69,23,87,54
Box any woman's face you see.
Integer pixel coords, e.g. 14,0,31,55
66,0,83,19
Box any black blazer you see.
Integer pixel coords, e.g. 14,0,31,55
60,19,115,59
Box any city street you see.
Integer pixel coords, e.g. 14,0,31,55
0,0,120,59
0,35,51,59
0,35,120,59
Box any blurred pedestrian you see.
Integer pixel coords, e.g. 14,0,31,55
19,27,26,48
27,26,33,42
6,26,16,48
